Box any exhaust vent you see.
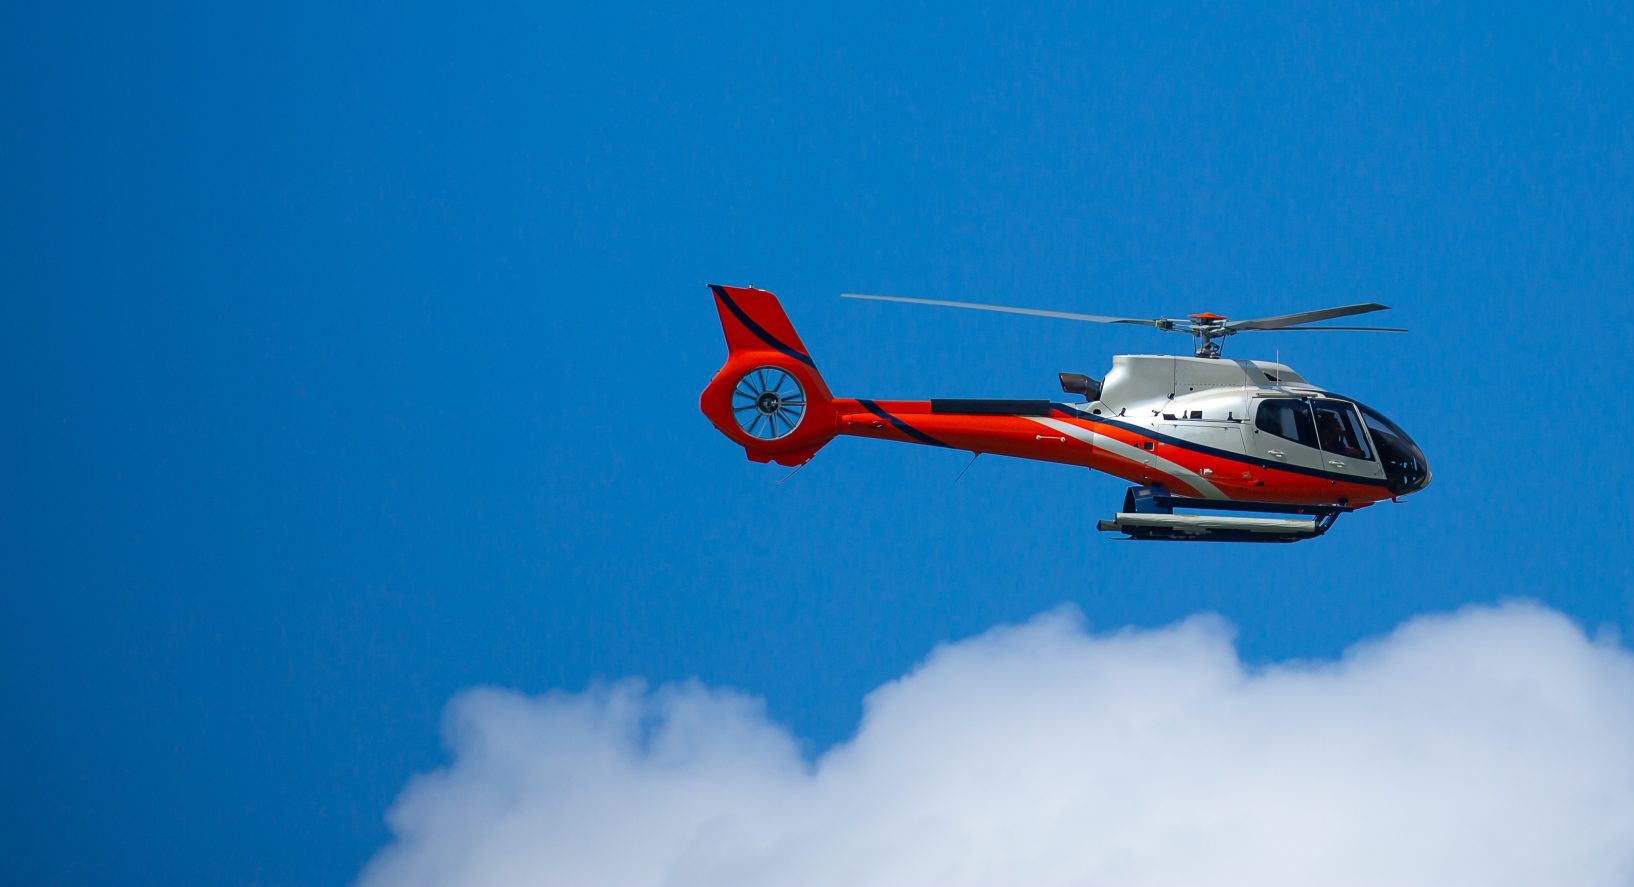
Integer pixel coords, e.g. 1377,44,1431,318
1058,373,1102,400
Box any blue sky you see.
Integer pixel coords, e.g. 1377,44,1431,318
5,3,1633,884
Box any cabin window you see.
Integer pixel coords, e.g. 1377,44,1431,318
1312,400,1373,461
1254,399,1317,448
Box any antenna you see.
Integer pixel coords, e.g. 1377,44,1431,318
776,458,811,485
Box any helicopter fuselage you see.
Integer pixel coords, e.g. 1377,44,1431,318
830,355,1429,509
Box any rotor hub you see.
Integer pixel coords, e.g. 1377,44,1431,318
1185,313,1234,357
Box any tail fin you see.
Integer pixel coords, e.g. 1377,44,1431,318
701,284,838,466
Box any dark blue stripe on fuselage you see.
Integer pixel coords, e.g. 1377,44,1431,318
710,285,817,368
858,399,952,448
1046,404,1392,488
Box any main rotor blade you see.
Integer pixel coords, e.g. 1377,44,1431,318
840,293,1162,326
1268,324,1408,332
1225,303,1390,331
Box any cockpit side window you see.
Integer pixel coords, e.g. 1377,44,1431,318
1312,400,1373,461
1254,399,1317,448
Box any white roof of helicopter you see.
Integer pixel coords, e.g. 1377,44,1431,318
1097,354,1322,413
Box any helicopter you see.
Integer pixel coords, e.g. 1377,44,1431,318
699,284,1430,542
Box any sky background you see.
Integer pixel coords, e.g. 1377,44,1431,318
5,3,1633,884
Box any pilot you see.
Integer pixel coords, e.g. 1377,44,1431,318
1317,410,1363,458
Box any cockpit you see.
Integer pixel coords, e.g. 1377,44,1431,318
1255,394,1430,495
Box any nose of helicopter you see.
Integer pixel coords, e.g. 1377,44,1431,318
1381,426,1430,496
1338,397,1429,497
1402,454,1431,495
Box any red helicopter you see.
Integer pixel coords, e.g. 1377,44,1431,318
700,285,1429,542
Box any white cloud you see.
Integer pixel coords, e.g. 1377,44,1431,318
358,603,1634,887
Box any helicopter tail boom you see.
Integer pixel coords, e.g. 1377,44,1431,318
700,285,840,466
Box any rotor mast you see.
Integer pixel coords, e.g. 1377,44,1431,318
1185,312,1229,358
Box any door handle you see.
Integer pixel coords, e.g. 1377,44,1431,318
1328,460,1346,468
1266,450,1285,458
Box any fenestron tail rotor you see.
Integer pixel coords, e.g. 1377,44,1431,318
731,366,806,440
840,293,1404,358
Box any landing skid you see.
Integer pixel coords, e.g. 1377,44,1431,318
1097,486,1351,543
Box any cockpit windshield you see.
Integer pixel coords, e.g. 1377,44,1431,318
1330,395,1430,494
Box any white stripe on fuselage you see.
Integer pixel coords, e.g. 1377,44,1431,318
1027,416,1228,500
